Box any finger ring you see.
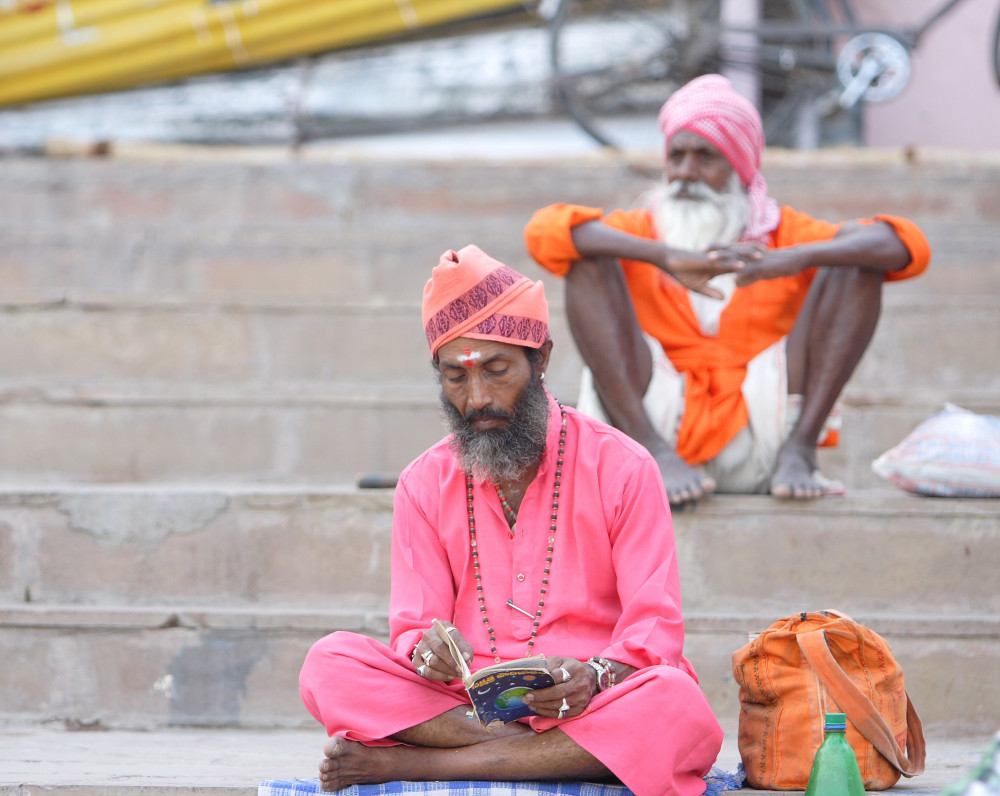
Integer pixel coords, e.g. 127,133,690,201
558,667,571,683
558,698,569,719
421,650,434,665
446,626,459,634
417,664,427,677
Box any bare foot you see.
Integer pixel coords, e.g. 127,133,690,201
319,737,391,791
770,440,845,499
648,440,716,506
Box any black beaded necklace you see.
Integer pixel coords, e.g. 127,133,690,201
465,404,567,664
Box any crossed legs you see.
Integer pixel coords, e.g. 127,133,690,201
319,711,608,791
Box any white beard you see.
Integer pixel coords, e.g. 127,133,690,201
642,172,752,336
644,171,750,252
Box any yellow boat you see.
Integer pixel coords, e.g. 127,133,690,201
0,0,529,108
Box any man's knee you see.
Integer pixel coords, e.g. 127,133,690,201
812,263,884,300
565,255,623,292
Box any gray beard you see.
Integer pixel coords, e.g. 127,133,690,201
644,171,750,251
441,377,550,484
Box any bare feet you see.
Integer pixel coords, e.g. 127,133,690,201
648,440,716,506
770,439,845,499
320,737,389,791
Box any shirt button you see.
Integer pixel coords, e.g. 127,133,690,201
516,573,526,582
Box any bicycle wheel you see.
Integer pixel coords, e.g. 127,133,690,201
549,0,724,149
548,0,852,150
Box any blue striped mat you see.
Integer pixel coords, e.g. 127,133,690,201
259,766,745,795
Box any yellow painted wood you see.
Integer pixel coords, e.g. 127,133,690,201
0,0,528,107
0,0,186,49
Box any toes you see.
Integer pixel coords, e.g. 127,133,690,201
770,482,793,499
323,737,337,758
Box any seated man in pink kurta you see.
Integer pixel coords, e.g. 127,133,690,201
299,245,723,796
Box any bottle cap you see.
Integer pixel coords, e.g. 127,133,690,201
825,713,847,729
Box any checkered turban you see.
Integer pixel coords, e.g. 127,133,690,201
658,74,781,241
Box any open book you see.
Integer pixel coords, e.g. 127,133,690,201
433,619,556,729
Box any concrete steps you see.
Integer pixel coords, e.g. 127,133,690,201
2,294,994,484
1,153,998,488
0,144,997,752
1,486,996,734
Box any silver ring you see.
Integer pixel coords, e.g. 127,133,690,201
558,667,571,683
417,664,427,677
558,698,569,719
421,649,434,665
445,626,459,634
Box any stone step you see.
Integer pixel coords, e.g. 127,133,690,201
1,292,994,393
0,383,995,487
2,215,997,299
2,602,995,734
1,487,996,731
3,487,996,612
1,154,998,298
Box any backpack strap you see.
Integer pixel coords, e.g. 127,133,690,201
798,629,926,777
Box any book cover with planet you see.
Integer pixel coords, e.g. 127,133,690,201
433,620,556,729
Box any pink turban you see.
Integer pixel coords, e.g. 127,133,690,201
422,245,550,358
657,74,781,242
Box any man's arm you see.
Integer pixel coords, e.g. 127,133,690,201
733,219,911,286
570,219,754,299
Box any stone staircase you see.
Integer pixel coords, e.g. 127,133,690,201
1,141,998,751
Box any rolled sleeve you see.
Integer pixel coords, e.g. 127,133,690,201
524,203,606,277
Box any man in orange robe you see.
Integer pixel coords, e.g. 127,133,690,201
524,74,930,506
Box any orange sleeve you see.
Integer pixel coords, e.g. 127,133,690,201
874,213,931,281
524,203,654,277
774,207,930,282
524,204,605,277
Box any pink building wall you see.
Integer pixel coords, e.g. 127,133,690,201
860,0,1000,151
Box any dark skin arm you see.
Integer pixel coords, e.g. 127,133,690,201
569,217,911,294
569,218,755,299
728,219,912,285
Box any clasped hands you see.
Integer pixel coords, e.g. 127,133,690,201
667,241,803,296
410,622,598,720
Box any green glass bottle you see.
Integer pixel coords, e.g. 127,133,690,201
804,713,866,796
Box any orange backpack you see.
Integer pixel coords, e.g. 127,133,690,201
732,610,926,790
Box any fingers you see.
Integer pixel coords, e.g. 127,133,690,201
412,622,469,680
521,658,594,718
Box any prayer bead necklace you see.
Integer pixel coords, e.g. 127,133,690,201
492,484,519,537
466,404,567,664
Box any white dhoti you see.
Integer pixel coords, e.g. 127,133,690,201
576,334,840,494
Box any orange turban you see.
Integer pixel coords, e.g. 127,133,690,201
422,245,549,357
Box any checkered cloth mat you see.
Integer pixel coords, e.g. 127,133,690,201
259,766,745,796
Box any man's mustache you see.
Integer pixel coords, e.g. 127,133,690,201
667,180,719,201
464,407,513,423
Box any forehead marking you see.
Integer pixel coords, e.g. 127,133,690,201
458,347,481,368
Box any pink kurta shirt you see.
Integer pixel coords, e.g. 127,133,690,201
389,394,697,682
299,393,723,795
